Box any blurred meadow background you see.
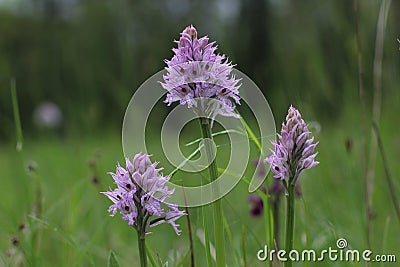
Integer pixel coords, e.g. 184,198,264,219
1,0,400,266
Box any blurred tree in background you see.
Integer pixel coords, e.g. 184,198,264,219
0,0,399,141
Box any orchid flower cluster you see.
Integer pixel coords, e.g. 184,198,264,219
102,153,185,236
102,26,321,267
161,25,241,119
266,105,319,184
265,106,319,267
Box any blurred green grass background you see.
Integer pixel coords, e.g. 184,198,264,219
0,0,399,266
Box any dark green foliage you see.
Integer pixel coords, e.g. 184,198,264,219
0,0,399,140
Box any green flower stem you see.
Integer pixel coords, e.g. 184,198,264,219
285,183,295,267
200,118,226,267
137,214,147,267
137,233,147,267
260,190,274,267
202,205,213,267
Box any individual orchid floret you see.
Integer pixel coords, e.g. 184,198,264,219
161,25,241,119
101,153,185,235
265,106,319,184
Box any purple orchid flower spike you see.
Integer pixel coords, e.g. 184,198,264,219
266,105,319,185
161,25,241,122
101,153,185,235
